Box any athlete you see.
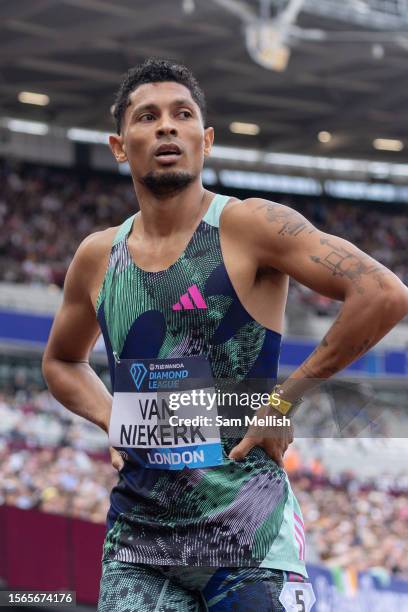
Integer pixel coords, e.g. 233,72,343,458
42,59,408,611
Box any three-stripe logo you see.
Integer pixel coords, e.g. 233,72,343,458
294,512,305,561
172,284,208,311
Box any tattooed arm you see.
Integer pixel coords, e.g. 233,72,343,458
232,198,408,386
227,198,408,462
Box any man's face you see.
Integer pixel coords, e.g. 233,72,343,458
110,81,213,190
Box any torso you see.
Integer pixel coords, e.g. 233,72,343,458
88,194,288,333
93,192,306,573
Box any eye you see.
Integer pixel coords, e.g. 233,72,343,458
139,113,155,122
178,110,192,119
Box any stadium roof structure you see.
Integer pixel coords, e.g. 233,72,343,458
1,0,408,161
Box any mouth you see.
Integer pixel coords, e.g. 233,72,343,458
154,144,182,165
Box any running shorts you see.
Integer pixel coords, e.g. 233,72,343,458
97,560,315,611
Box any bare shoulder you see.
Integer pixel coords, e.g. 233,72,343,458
221,196,287,233
222,196,315,240
222,197,282,225
76,226,119,262
65,225,120,298
223,196,303,222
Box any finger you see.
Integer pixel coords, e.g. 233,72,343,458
282,437,293,454
263,442,284,467
270,449,284,467
109,447,124,471
112,457,124,471
228,438,256,461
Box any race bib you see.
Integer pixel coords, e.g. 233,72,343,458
279,582,316,612
109,355,223,470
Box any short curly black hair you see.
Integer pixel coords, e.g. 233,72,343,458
112,58,207,134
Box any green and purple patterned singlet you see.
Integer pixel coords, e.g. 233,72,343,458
96,193,307,576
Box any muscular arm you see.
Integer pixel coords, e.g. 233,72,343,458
228,198,408,461
42,233,112,433
233,199,408,393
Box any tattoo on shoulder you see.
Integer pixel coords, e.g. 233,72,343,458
310,236,390,293
256,202,316,237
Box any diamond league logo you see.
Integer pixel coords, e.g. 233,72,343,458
129,362,148,390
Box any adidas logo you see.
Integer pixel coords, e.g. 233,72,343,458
172,284,208,311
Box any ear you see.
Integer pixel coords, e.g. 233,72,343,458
109,134,128,163
203,127,214,158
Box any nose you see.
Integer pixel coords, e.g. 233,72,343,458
156,114,177,137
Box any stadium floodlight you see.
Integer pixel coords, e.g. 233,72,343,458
18,91,50,106
318,131,332,143
67,128,110,144
373,138,404,152
230,122,260,135
5,118,49,135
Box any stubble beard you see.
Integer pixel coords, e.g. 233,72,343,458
140,170,197,198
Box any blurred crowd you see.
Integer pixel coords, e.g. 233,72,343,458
0,388,107,452
1,387,407,578
285,446,408,578
0,445,111,524
0,388,112,524
0,162,136,287
1,161,407,316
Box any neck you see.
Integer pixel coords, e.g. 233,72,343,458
132,177,212,239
